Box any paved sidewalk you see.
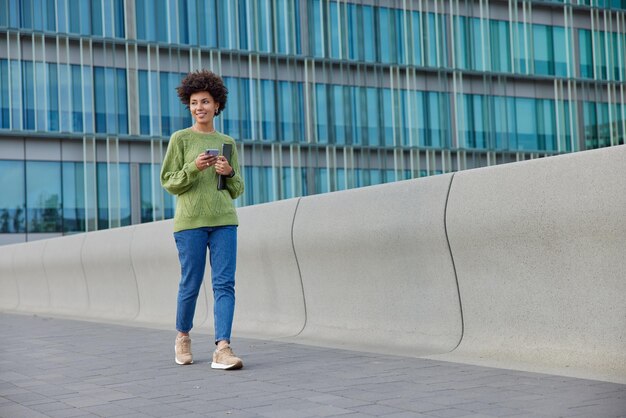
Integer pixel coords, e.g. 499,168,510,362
1,313,624,418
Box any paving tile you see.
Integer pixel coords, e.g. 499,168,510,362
1,313,625,418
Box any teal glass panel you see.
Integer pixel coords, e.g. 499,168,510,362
278,81,304,142
224,77,251,140
47,63,59,131
139,163,153,223
455,16,469,70
329,1,340,58
260,79,276,140
91,0,103,36
237,0,248,50
62,162,85,232
471,18,486,71
113,0,124,37
96,162,131,230
536,99,556,151
410,10,422,66
80,0,91,35
71,65,84,132
58,63,70,131
159,73,174,136
533,24,553,75
596,31,609,80
425,13,447,67
276,0,293,54
0,59,9,128
22,61,35,130
243,166,272,204
34,62,46,131
8,0,18,27
347,3,359,61
311,0,324,57
411,90,426,147
218,0,237,49
140,162,174,220
196,0,217,47
553,26,568,77
514,22,529,73
116,68,128,134
94,67,106,133
57,0,68,32
254,0,272,53
10,60,21,129
350,86,362,145
0,0,7,27
515,98,538,150
135,0,147,39
490,20,510,73
363,5,375,62
382,89,393,146
177,0,189,44
331,85,347,145
379,8,392,63
314,168,329,194
496,96,513,149
366,87,379,146
20,0,32,29
26,161,62,233
335,167,346,191
83,66,95,132
427,92,449,148
138,70,150,135
0,160,26,233
315,84,328,143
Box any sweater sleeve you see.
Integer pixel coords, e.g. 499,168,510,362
225,143,244,200
160,134,201,196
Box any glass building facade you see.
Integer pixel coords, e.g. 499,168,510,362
1,0,625,244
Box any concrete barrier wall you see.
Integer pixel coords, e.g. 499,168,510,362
438,145,626,381
43,233,89,315
231,198,306,338
0,244,18,310
0,145,624,382
12,240,50,312
292,174,463,356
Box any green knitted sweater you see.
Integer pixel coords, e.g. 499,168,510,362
160,128,244,232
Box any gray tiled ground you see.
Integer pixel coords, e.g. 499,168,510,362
1,313,624,418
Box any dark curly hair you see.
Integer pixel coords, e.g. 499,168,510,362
176,70,228,116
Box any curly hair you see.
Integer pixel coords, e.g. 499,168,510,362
176,70,228,116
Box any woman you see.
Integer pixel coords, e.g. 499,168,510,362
160,70,244,369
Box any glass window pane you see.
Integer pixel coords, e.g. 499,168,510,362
26,161,62,233
0,160,26,233
62,161,85,233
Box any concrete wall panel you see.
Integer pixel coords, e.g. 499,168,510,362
130,219,208,328
0,244,19,310
443,145,626,380
292,175,462,356
232,198,306,338
81,227,139,320
12,240,50,312
43,233,89,315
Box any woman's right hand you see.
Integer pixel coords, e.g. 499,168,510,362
195,152,218,171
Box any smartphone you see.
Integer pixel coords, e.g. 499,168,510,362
205,148,219,157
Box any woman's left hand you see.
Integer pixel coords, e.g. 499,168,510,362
215,156,233,177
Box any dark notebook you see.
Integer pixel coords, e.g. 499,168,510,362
218,143,233,190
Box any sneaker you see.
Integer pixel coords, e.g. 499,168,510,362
175,335,193,365
211,346,243,370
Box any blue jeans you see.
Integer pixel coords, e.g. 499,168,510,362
174,226,237,343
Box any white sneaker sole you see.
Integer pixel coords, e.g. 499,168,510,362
211,361,242,370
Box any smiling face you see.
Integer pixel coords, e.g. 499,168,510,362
189,91,219,128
